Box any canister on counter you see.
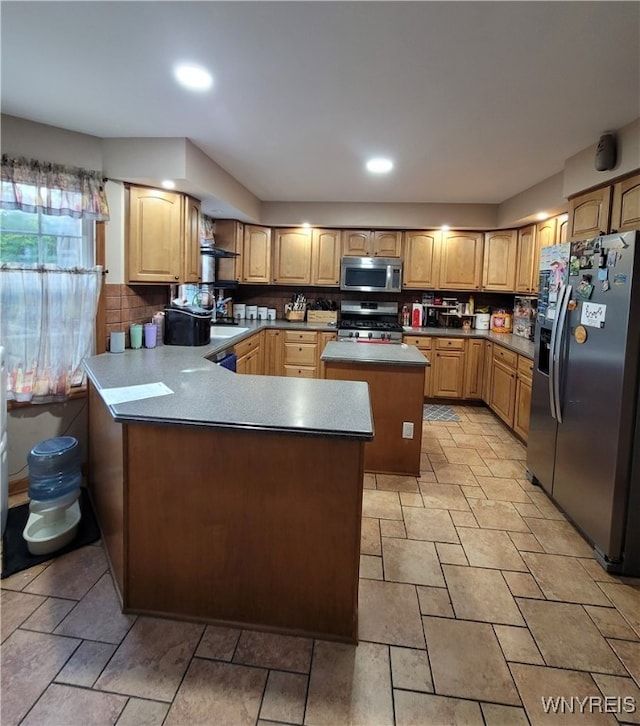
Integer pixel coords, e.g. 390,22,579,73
490,311,513,333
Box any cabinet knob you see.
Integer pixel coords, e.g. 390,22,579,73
174,275,179,280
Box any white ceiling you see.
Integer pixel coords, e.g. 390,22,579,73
2,1,639,208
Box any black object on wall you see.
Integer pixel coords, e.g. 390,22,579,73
595,132,617,171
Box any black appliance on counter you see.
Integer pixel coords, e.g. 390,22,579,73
164,308,212,346
337,301,403,342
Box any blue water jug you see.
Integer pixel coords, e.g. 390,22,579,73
27,436,82,501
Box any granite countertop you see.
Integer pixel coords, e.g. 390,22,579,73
84,321,372,440
401,326,535,358
321,340,429,366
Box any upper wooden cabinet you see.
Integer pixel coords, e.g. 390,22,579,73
242,225,272,284
438,231,484,291
214,219,244,283
611,173,640,232
536,217,558,249
567,186,612,241
126,186,200,284
515,224,536,294
402,230,440,289
273,228,312,284
311,229,341,286
342,230,401,257
482,230,517,291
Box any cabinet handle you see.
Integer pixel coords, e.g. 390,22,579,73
174,275,179,280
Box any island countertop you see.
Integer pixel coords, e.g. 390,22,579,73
83,342,373,440
321,340,430,366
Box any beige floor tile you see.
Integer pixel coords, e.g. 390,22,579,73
585,605,639,641
469,499,531,532
55,573,136,644
457,528,528,571
423,616,520,705
598,582,640,637
421,438,445,453
399,492,423,507
416,586,454,617
362,490,403,520
419,482,470,511
514,501,544,518
55,640,117,687
116,697,170,726
592,674,640,725
380,519,406,538
0,628,80,725
524,517,594,557
0,589,46,643
0,562,49,592
376,474,420,492
23,545,108,600
459,421,493,435
508,531,544,552
21,682,127,726
358,579,425,648
526,491,568,521
450,432,496,452
440,445,485,466
608,639,640,687
419,454,434,471
403,506,459,544
443,565,525,625
481,703,529,725
382,537,445,587
21,596,76,634
394,690,483,725
502,571,545,599
429,452,448,464
435,542,468,565
450,510,479,528
522,552,612,605
260,670,308,724
305,640,393,725
577,557,621,583
477,476,532,503
483,459,528,479
418,470,437,483
488,440,527,460
233,630,313,673
360,516,381,555
432,462,479,485
518,599,627,675
461,484,486,499
470,464,492,477
165,658,267,726
95,616,204,701
494,624,544,665
195,625,241,661
360,554,383,580
390,646,433,692
363,472,376,489
510,663,618,725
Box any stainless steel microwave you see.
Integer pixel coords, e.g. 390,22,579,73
340,256,403,293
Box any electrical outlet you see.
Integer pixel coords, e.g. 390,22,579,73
402,422,414,439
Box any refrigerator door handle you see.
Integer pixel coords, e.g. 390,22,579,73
553,283,572,424
548,285,563,420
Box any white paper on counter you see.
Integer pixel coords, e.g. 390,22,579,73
99,381,174,405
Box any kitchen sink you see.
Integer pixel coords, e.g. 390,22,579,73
210,325,249,338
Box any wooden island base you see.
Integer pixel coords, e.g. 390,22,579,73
89,386,365,643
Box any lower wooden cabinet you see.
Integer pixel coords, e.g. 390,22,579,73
403,336,433,397
284,330,318,378
431,338,465,398
235,332,263,374
513,355,533,441
317,332,337,379
264,329,285,376
463,339,485,400
488,345,518,427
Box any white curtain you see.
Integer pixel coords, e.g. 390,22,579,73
0,265,102,403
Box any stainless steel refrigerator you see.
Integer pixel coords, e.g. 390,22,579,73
527,230,640,575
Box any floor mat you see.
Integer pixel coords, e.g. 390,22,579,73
423,404,461,422
2,488,101,579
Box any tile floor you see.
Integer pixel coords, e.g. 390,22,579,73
2,405,639,725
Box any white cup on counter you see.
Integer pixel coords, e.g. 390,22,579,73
234,304,246,320
246,305,258,321
267,308,276,321
110,331,125,353
258,306,268,320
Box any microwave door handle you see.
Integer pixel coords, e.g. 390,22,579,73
553,284,571,424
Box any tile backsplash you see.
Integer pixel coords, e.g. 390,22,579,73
105,284,169,350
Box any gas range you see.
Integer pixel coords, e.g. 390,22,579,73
337,301,403,343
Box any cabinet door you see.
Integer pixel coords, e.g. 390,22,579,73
482,342,493,402
439,231,484,290
243,225,272,283
373,231,401,257
317,332,337,379
515,225,536,294
432,350,465,398
127,187,183,283
536,217,557,249
273,228,312,284
489,358,516,427
567,187,612,241
342,230,372,256
463,339,485,400
611,173,640,232
557,214,568,243
264,329,284,376
513,377,532,441
311,229,341,286
482,230,517,291
183,197,201,284
402,231,440,289
215,219,244,283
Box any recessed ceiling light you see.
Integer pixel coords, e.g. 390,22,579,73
366,158,393,174
302,222,311,229
536,212,549,220
441,224,450,231
173,63,213,92
161,180,176,189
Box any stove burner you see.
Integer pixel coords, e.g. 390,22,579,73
338,320,403,332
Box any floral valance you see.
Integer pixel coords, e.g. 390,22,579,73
0,154,110,221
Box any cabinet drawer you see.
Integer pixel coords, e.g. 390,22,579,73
404,335,433,351
284,365,316,378
284,330,318,344
492,345,518,369
234,333,260,358
284,343,317,366
435,337,465,351
517,355,533,381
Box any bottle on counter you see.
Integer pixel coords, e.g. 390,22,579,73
402,305,410,326
468,295,475,315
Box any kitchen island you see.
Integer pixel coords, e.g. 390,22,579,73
84,341,373,643
322,341,429,476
